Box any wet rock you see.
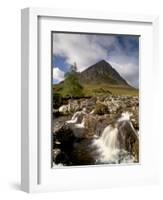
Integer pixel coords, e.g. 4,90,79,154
53,109,60,118
117,120,139,162
53,148,61,161
53,124,76,150
83,114,110,137
58,105,69,115
55,151,71,165
53,115,71,132
69,139,98,165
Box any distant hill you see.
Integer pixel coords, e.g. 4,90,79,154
77,60,130,87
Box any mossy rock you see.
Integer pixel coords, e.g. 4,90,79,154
94,103,109,115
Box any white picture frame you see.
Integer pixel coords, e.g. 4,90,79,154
21,7,159,193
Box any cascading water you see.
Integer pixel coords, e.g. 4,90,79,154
66,109,87,138
94,112,135,164
94,125,121,164
54,110,137,167
66,108,86,124
100,126,119,148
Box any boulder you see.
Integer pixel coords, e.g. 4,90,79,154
83,114,110,137
117,120,139,162
67,99,80,113
79,98,96,112
94,103,110,115
58,105,69,115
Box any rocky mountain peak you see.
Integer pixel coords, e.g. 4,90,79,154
78,60,130,86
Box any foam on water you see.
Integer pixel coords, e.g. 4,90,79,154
66,109,86,124
118,111,131,122
53,162,64,168
74,118,85,128
64,111,136,164
94,112,135,164
94,125,121,163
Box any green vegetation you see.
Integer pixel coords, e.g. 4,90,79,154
53,83,139,98
82,84,138,96
62,63,84,98
92,87,112,96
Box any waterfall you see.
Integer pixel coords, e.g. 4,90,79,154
74,118,85,128
118,111,131,122
94,125,120,164
66,109,86,138
66,109,86,124
65,111,137,164
100,126,119,148
94,112,135,164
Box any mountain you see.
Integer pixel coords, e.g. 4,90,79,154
77,60,130,87
53,60,138,97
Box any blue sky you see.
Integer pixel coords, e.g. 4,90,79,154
52,33,139,87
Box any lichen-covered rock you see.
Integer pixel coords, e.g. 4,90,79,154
94,103,110,115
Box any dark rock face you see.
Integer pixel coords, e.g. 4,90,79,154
68,139,99,166
53,124,77,165
78,60,130,86
53,124,75,150
117,121,139,162
53,124,99,166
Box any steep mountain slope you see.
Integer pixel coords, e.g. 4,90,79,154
78,60,130,87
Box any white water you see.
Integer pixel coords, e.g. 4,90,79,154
118,111,131,122
118,112,139,138
94,112,135,164
94,125,121,163
74,118,85,128
66,115,78,124
66,110,86,139
66,109,86,124
53,162,64,168
66,111,136,164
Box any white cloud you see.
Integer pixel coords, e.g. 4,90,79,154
53,33,108,71
109,61,139,88
53,67,65,82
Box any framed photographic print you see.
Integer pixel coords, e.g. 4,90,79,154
52,32,140,167
21,8,159,193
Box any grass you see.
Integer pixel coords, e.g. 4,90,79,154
53,83,139,97
83,84,138,96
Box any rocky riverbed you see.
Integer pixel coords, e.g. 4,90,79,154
52,95,139,166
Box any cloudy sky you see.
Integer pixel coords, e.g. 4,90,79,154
52,32,139,88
